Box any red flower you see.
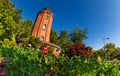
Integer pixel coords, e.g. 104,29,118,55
42,47,48,55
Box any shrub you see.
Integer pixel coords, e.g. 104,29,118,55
0,46,120,76
66,43,93,57
23,36,42,48
1,39,17,47
0,47,52,75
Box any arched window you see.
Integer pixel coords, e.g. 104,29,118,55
40,36,44,41
46,16,49,20
43,24,46,30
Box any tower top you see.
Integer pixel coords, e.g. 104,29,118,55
39,7,52,14
43,7,51,12
38,7,53,18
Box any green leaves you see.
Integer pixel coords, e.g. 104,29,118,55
0,47,43,75
0,0,33,44
50,29,58,44
69,27,88,44
96,60,120,76
0,46,120,76
50,27,88,54
0,0,21,41
94,43,120,60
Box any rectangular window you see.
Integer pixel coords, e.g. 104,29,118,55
46,16,49,20
43,24,46,30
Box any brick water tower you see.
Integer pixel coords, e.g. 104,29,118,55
31,7,53,42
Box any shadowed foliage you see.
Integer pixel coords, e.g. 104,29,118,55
66,43,93,57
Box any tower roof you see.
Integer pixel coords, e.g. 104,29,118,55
44,7,51,12
39,7,52,14
38,7,53,18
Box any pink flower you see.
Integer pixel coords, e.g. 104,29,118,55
42,47,48,55
28,43,31,47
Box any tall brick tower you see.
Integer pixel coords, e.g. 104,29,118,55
31,8,53,42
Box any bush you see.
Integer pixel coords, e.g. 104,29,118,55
0,46,120,76
0,46,53,75
66,43,93,57
23,36,42,48
1,39,17,47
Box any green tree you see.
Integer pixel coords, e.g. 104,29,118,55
105,43,115,49
50,29,73,53
94,43,120,60
58,30,73,51
105,43,119,59
59,30,69,39
16,20,33,39
50,29,58,44
0,0,22,41
69,27,87,44
93,49,105,60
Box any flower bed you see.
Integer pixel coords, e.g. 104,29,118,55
0,46,120,76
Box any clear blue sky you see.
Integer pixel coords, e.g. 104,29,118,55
11,0,120,50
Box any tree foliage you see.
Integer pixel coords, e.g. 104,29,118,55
69,27,88,44
58,30,68,39
16,20,33,38
50,28,88,54
0,0,33,46
66,43,93,57
23,36,42,48
93,43,120,60
58,30,73,51
0,47,120,76
50,29,58,44
0,0,22,41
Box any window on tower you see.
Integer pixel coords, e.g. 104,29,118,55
40,36,44,42
43,24,46,30
46,16,49,20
